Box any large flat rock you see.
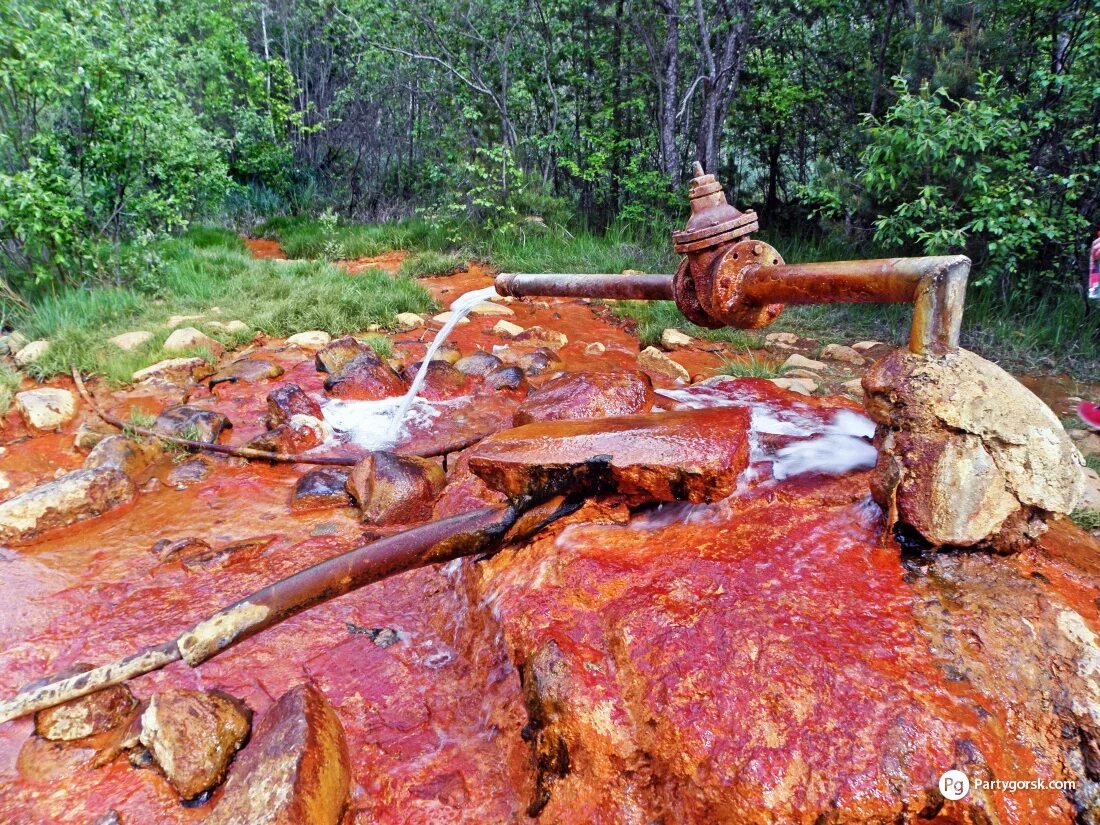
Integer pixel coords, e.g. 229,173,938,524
467,407,751,503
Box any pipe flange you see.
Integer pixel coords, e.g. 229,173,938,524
673,258,725,329
712,241,786,329
672,211,759,254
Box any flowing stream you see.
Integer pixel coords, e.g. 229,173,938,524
386,286,500,440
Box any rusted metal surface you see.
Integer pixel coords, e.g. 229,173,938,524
495,165,970,356
495,272,674,301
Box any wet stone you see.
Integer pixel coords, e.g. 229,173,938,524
454,351,503,376
291,468,353,512
513,370,655,426
484,366,528,393
314,335,372,374
33,668,138,742
347,451,446,525
139,689,252,801
0,467,136,543
245,415,327,454
83,435,160,479
205,683,350,825
638,346,689,381
468,406,752,503
267,383,323,426
504,346,564,376
132,357,214,385
151,536,213,563
154,405,231,443
209,358,284,387
515,326,568,349
400,360,469,400
324,352,407,401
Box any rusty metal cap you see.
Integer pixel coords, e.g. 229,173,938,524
672,163,757,253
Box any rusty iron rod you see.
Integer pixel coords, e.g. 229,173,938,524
495,272,675,301
0,500,588,723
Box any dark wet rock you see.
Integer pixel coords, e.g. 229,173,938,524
347,451,446,525
91,701,147,768
400,360,469,400
267,383,323,426
139,689,252,801
454,351,503,376
503,346,564,376
35,687,138,743
324,352,407,401
154,405,231,444
346,623,401,647
205,683,350,825
210,357,285,387
485,365,528,392
83,435,161,479
468,407,751,503
484,366,528,393
863,348,1085,547
513,370,655,426
245,415,327,454
0,468,136,543
291,468,353,512
314,335,371,374
166,456,211,487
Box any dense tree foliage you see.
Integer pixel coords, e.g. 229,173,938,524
1,0,1097,307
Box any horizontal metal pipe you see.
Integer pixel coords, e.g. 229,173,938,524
495,272,675,301
742,258,929,305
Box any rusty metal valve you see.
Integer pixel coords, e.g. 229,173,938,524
495,163,969,356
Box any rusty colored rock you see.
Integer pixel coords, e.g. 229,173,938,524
154,405,231,443
484,366,528,393
863,348,1085,546
500,346,563,376
152,536,212,563
0,468,135,543
266,383,323,426
33,667,137,742
323,353,407,401
83,435,160,479
454,351,503,376
204,683,350,825
347,452,446,525
245,415,327,454
210,358,284,387
513,370,655,426
291,468,353,512
139,689,251,800
399,360,470,400
314,336,371,374
468,406,751,503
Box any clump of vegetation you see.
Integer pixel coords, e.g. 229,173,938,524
1086,454,1100,476
716,355,781,379
0,363,20,416
362,334,393,359
398,251,468,279
1071,509,1100,532
612,299,761,351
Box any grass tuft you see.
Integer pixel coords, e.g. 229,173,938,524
1071,508,1100,531
715,355,781,379
0,363,20,416
398,250,468,278
1086,454,1100,475
612,299,763,350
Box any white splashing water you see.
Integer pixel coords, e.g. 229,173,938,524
386,286,499,440
321,396,438,451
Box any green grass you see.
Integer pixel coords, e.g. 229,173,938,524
13,227,434,383
0,363,20,416
398,250,468,278
612,298,763,350
256,216,453,260
1071,508,1100,531
1086,454,1100,475
715,354,781,378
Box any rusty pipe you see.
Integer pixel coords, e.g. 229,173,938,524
495,272,675,301
738,255,970,355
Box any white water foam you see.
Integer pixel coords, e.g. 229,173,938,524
387,285,499,440
321,395,440,451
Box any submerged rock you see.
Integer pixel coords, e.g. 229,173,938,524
468,407,751,503
513,370,655,426
324,352,406,401
291,468,353,512
0,468,135,543
246,414,328,454
139,689,251,801
515,326,568,349
14,388,77,431
166,457,211,487
501,347,563,376
205,683,350,825
484,366,528,393
347,452,446,525
154,405,231,443
863,348,1085,547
